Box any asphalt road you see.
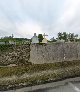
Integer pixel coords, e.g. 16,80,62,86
33,82,80,92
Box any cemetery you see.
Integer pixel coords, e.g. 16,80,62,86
0,33,80,90
0,35,31,45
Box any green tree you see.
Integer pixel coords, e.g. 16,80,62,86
70,33,74,41
62,32,68,41
58,32,68,41
38,34,43,43
58,32,63,40
68,33,78,42
74,34,78,42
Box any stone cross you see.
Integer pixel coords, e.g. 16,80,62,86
43,33,48,38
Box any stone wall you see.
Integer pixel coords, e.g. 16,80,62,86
30,42,80,64
1,42,80,65
0,44,30,65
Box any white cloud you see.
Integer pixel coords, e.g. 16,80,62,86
0,0,80,39
49,0,80,38
16,19,44,38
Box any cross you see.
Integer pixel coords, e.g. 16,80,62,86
12,34,14,38
43,33,48,38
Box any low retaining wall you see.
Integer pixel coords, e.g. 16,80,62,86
0,44,30,65
30,42,80,64
0,42,80,65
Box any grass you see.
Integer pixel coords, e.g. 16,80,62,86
0,60,80,77
0,60,80,90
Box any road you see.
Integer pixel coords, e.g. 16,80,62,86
2,77,80,92
33,82,80,92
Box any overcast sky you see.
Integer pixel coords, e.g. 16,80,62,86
0,0,80,39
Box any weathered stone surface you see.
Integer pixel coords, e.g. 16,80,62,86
0,44,30,65
30,42,80,64
0,42,80,65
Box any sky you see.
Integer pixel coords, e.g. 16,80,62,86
0,0,80,39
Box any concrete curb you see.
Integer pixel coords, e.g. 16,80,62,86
2,77,80,92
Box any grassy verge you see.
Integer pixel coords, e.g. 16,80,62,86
0,60,80,90
0,60,80,77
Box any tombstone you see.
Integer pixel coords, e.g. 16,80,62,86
12,34,14,38
42,33,48,43
9,40,16,45
31,33,39,43
57,39,65,43
0,42,5,45
42,38,48,43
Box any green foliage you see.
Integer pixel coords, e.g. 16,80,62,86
0,45,13,52
58,32,63,40
62,32,68,41
68,33,78,42
38,34,43,43
57,32,78,42
57,32,68,41
0,37,31,45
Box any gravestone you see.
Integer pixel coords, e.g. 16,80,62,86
42,33,48,43
31,33,39,43
42,38,47,43
57,39,65,43
9,40,16,45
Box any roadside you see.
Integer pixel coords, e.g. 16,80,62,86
0,60,80,91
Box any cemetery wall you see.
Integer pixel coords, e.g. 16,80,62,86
0,43,80,65
0,44,30,65
30,42,80,64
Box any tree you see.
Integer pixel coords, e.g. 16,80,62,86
70,33,74,41
74,34,78,42
68,33,78,42
57,32,78,42
58,32,63,40
38,34,43,43
57,32,68,41
62,32,68,41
